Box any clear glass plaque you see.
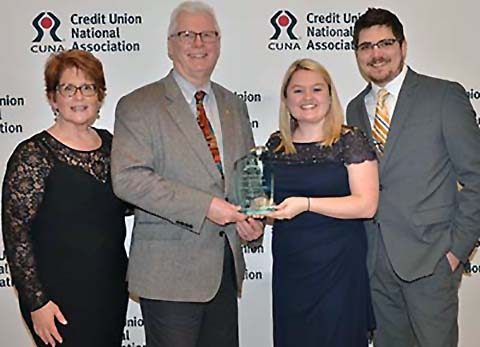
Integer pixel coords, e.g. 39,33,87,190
233,146,274,215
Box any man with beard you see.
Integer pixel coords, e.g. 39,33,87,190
346,8,480,347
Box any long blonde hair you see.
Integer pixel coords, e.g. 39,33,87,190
277,58,344,154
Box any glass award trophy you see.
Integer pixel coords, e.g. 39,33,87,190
233,146,275,215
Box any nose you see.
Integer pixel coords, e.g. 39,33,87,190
371,46,384,58
192,34,204,47
304,89,314,99
72,88,84,99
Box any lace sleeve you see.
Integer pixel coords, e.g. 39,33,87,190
1,138,52,311
341,127,377,165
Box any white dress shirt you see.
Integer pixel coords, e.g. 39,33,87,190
364,64,408,127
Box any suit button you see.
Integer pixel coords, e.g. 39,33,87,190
379,184,383,191
219,231,225,237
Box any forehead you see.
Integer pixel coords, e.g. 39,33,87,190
289,69,327,86
175,11,216,30
358,25,395,43
59,67,91,82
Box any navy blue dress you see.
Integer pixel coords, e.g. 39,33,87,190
266,127,376,347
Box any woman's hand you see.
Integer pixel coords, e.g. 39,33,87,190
31,300,67,346
267,197,309,220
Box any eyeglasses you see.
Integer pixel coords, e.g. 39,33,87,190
169,30,219,43
56,83,98,97
355,38,399,53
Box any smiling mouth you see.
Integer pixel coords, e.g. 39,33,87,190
188,53,208,59
71,106,88,112
300,103,317,110
368,59,389,68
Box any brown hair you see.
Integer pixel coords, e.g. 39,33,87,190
44,49,106,102
353,8,405,48
277,58,344,154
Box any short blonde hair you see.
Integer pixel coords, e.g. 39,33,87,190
277,58,344,154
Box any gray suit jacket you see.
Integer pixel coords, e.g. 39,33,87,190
347,68,480,281
111,71,254,301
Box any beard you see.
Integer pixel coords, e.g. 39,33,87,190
364,56,405,86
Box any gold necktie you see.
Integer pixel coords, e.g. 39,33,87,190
372,88,390,153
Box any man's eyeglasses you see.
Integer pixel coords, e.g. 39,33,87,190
355,38,399,53
169,30,219,44
56,83,98,98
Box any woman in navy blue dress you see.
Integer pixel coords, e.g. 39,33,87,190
266,58,378,347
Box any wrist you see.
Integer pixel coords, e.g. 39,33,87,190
306,197,310,212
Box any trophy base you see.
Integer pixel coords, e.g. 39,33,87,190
241,206,275,216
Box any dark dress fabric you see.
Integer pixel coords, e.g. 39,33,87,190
1,129,128,347
266,127,376,347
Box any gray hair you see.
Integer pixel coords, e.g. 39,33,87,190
167,1,220,37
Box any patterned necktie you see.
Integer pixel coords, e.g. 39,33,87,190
372,88,390,154
194,90,223,176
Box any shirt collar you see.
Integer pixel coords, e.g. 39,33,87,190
371,64,408,98
172,69,213,103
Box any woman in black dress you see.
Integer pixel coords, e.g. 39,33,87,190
1,50,128,346
266,58,379,347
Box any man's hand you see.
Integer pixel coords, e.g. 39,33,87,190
236,217,264,241
207,197,246,225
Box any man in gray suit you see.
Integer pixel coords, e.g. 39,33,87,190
111,2,263,346
346,8,480,347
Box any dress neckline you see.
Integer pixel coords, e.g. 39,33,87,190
42,128,104,153
293,141,322,145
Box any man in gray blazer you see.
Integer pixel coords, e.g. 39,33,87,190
346,8,480,347
111,2,263,346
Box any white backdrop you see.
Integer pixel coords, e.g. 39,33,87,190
1,1,479,346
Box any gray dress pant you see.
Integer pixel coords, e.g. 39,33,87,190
371,234,463,347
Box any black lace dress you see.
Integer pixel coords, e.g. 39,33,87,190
266,127,376,347
1,129,128,347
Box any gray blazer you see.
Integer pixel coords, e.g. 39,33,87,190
347,68,480,281
111,71,254,301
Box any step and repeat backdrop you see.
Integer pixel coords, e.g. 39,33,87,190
1,0,479,346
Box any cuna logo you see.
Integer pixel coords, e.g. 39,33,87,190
270,10,299,40
32,11,62,43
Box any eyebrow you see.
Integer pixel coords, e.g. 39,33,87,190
289,82,327,88
358,37,396,44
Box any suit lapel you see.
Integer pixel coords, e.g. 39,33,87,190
357,85,373,137
213,83,234,191
162,73,224,186
351,85,386,165
380,69,419,172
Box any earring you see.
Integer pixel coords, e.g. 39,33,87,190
53,108,59,120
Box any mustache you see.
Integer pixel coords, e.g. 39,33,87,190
368,57,390,65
